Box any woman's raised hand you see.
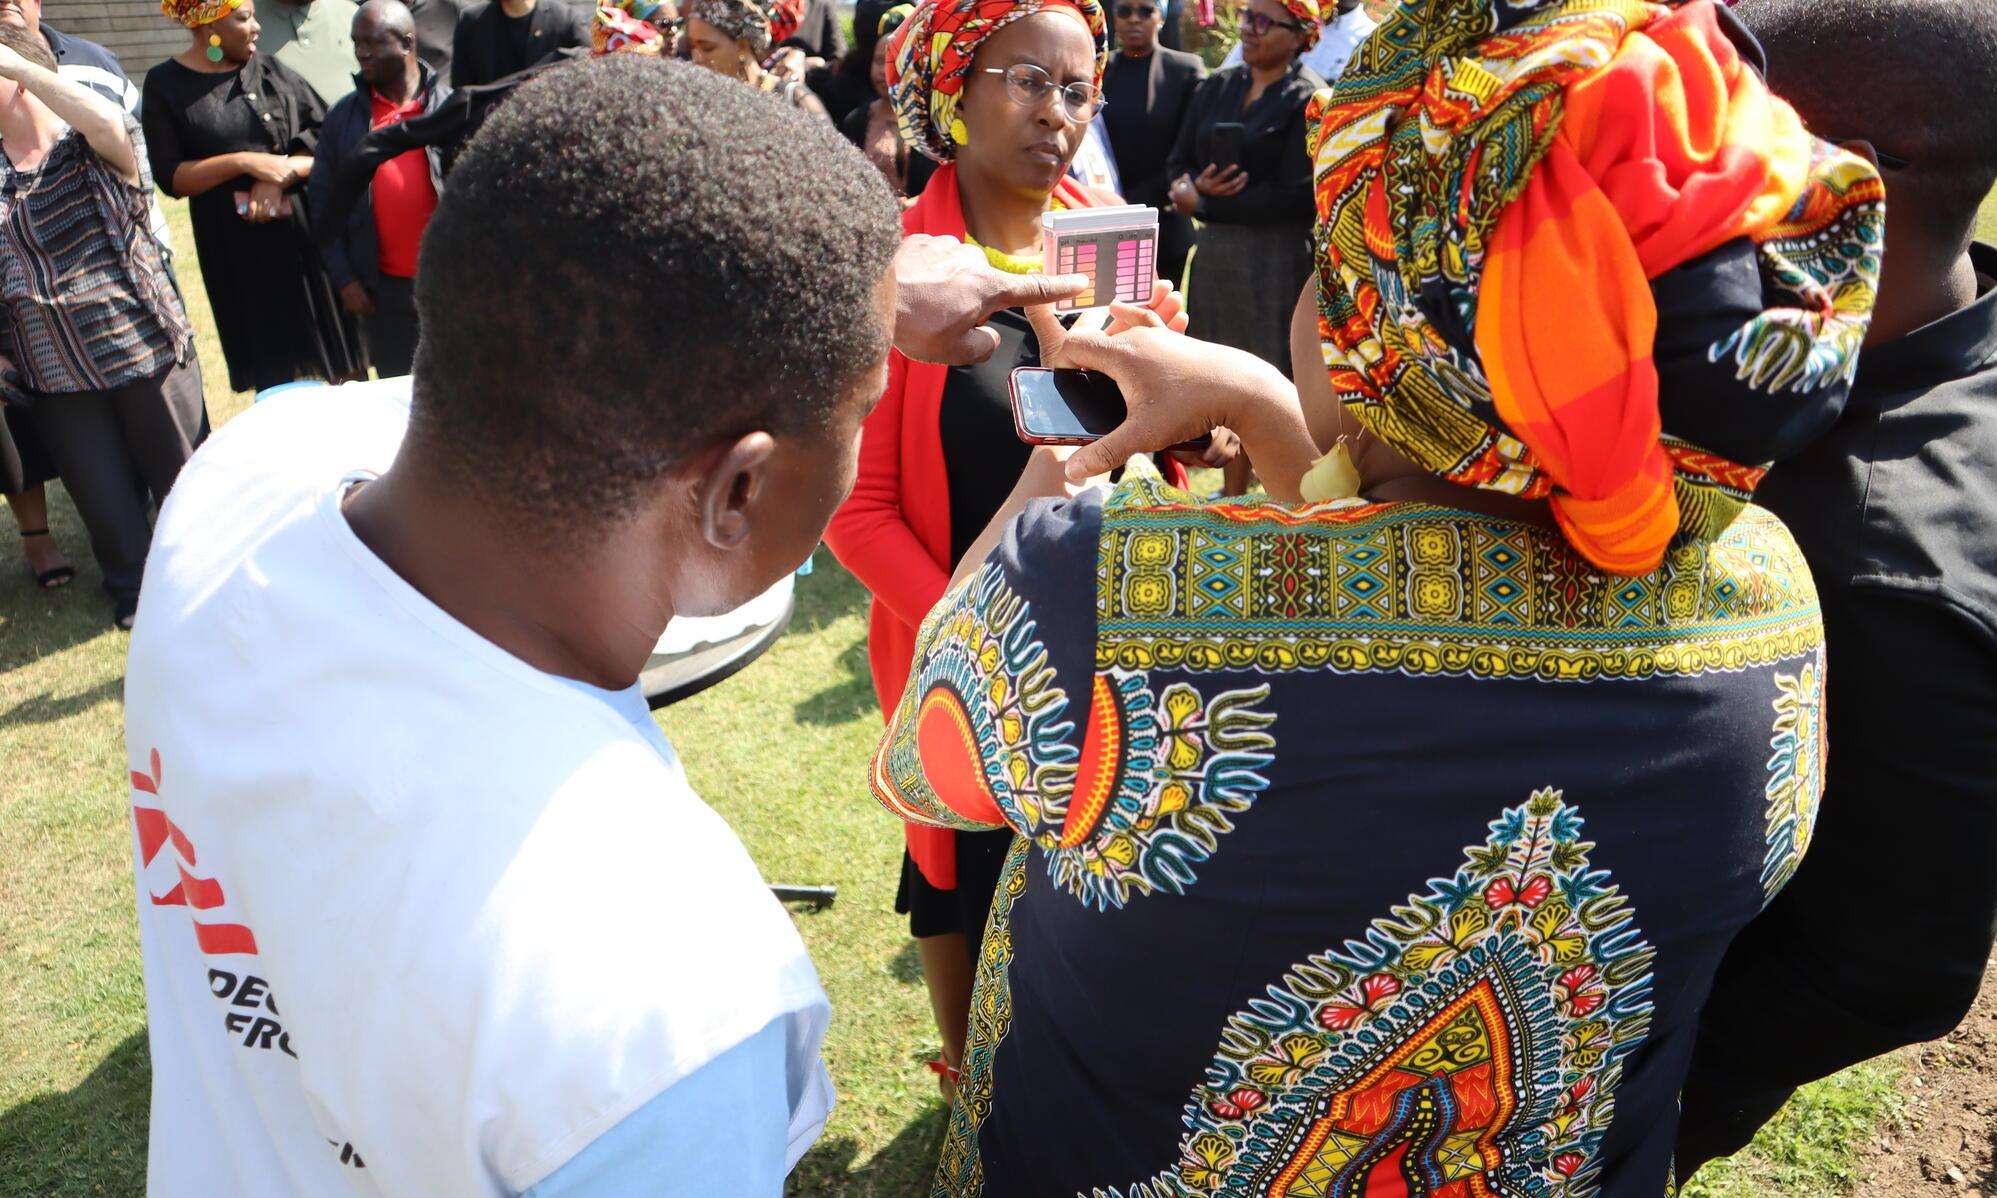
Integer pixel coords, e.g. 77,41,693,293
1023,290,1317,500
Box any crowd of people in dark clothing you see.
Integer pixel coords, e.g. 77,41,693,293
2,0,1995,1191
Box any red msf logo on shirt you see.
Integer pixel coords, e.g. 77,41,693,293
130,748,258,956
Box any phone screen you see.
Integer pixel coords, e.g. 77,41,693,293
1012,368,1127,441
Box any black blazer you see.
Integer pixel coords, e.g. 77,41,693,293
1167,60,1322,226
450,0,588,88
1101,46,1204,208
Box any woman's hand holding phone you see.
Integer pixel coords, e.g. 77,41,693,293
1023,285,1318,504
1194,164,1249,197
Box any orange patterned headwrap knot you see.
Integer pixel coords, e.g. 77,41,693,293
1283,0,1322,50
1309,0,1884,575
885,0,1109,162
162,0,241,28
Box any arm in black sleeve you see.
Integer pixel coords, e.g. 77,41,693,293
1165,73,1210,189
1196,87,1313,225
451,12,479,87
139,73,189,199
305,118,354,286
818,0,846,59
1677,587,1997,1173
319,98,459,243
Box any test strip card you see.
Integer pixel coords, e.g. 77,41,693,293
1041,205,1160,313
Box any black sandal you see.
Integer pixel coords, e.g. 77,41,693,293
19,528,75,590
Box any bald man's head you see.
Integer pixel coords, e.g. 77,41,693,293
353,0,419,92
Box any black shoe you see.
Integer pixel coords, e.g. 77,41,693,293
113,595,138,631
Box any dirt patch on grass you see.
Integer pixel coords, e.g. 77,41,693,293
1860,954,1996,1195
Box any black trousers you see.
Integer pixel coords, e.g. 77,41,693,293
364,274,420,379
31,360,208,604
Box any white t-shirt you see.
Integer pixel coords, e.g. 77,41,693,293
123,386,832,1196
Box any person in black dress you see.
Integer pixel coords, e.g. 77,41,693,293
143,0,365,393
1100,0,1202,286
1167,0,1319,492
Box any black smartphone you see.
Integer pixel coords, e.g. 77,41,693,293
1010,367,1127,445
1209,122,1246,172
1009,367,1212,451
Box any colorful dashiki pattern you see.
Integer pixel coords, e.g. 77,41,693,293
872,478,1826,1197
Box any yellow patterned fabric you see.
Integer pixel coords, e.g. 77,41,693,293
162,0,241,29
869,477,1826,1195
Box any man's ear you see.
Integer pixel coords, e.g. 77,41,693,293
694,431,778,551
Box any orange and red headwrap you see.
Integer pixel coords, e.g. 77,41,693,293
1309,0,1883,575
885,0,1109,162
161,0,241,29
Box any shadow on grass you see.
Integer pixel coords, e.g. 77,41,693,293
796,636,876,726
787,1102,948,1198
888,939,923,985
792,552,870,634
0,1031,149,1198
0,675,123,726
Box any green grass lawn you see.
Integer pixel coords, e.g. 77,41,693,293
5,189,1993,1196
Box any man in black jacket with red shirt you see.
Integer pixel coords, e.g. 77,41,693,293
1677,0,1997,1178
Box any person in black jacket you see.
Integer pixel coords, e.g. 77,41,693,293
308,0,448,376
1101,0,1201,286
449,0,585,86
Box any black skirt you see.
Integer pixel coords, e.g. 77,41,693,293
894,828,1015,963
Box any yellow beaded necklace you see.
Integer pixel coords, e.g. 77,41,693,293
965,194,1067,275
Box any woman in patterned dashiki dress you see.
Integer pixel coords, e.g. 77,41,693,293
870,0,1886,1194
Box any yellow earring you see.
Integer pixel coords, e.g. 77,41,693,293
205,33,225,62
949,116,970,146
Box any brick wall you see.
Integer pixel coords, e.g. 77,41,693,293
43,0,187,81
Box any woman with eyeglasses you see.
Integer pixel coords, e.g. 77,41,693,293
823,0,1186,1105
1167,0,1322,493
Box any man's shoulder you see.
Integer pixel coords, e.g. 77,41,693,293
43,24,128,75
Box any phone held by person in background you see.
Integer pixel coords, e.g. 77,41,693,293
1209,122,1246,172
1010,367,1210,450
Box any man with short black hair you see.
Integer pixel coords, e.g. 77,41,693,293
124,56,903,1194
1677,0,1997,1176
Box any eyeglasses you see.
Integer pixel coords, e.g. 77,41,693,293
1239,9,1303,35
981,63,1106,121
1114,4,1157,17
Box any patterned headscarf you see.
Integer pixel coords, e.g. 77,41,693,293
161,0,240,28
885,0,1109,162
592,4,665,54
1309,0,1883,575
1281,0,1322,51
691,0,775,55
